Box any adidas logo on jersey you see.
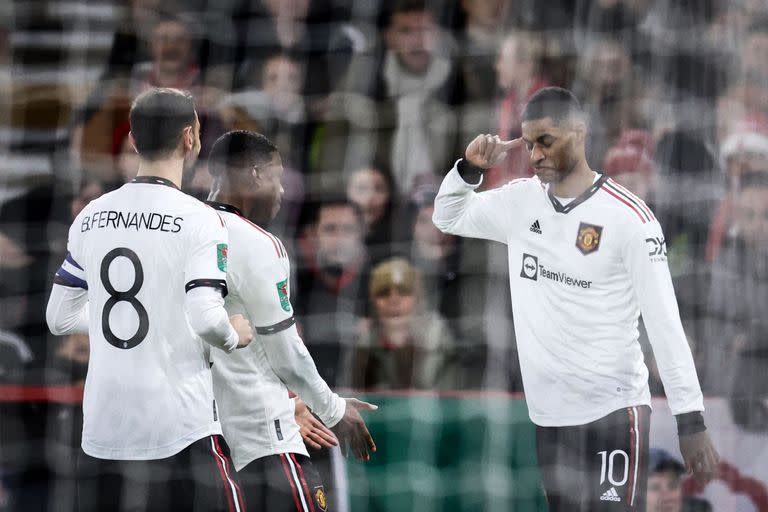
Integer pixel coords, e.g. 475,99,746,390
530,220,542,234
600,487,621,502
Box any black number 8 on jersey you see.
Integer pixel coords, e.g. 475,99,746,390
100,248,149,349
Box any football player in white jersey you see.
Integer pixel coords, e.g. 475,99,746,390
205,130,377,511
433,87,719,511
46,88,252,511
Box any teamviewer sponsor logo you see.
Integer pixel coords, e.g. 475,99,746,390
519,253,593,288
520,254,538,281
600,487,621,502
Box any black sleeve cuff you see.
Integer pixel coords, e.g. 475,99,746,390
255,316,296,335
185,279,228,298
456,158,485,185
675,411,706,435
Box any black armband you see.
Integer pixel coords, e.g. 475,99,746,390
675,411,706,435
457,158,485,185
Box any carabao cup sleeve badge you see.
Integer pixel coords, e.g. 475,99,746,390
576,222,603,255
276,279,291,312
217,243,228,271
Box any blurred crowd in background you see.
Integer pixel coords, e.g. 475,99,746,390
1,0,768,431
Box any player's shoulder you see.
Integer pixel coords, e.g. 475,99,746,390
228,213,288,260
502,176,539,190
597,176,657,230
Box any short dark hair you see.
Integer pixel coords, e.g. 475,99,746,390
300,197,365,231
207,130,278,178
129,88,197,160
208,130,277,177
522,87,585,125
386,0,431,27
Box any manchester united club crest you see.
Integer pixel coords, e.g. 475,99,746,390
314,486,327,511
576,222,603,255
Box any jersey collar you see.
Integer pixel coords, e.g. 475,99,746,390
130,176,180,190
205,201,243,217
547,173,608,214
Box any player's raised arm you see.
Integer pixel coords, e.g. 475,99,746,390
184,210,252,352
622,218,719,484
432,135,523,243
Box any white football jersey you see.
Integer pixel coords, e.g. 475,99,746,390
434,164,704,426
58,176,228,459
208,203,308,471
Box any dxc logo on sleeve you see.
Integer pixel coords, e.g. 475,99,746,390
645,237,667,262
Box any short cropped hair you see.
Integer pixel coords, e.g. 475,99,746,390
386,0,432,26
522,87,585,125
208,130,277,178
129,88,196,160
299,197,365,231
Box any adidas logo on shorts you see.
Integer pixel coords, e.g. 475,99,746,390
530,220,542,234
600,487,621,502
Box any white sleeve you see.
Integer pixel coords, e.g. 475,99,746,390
47,220,90,336
432,161,518,244
235,236,346,426
46,284,89,336
183,209,238,351
622,219,704,414
261,323,346,427
185,286,239,352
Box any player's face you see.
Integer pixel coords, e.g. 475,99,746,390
253,152,285,221
346,168,389,228
521,116,583,184
736,187,768,247
315,206,364,269
646,472,682,512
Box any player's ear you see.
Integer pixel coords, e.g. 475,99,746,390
573,118,587,144
128,132,138,154
182,125,194,151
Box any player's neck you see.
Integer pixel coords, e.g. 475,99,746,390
215,194,270,227
550,160,595,198
136,158,184,188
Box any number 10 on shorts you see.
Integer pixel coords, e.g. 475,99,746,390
598,450,629,487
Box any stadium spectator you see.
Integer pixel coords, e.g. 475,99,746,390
647,448,714,512
702,176,768,427
457,0,508,104
128,15,200,95
321,0,464,197
572,36,639,167
219,52,310,172
601,128,656,200
347,257,458,390
706,114,768,262
234,0,346,119
409,192,490,388
479,31,548,189
293,199,370,387
345,164,410,263
653,130,720,346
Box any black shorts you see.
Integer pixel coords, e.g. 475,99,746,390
76,434,245,512
238,453,328,512
536,405,651,512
